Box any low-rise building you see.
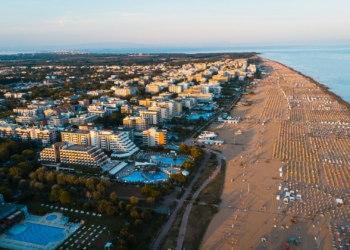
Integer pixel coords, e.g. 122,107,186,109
68,113,98,125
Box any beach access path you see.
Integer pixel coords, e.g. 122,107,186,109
152,152,211,250
175,150,223,250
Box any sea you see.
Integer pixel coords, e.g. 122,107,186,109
1,44,350,103
258,45,350,104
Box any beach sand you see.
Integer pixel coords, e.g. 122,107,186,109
198,58,349,249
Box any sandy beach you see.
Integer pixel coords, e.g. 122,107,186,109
199,58,350,250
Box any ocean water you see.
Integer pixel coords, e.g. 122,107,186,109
259,45,350,103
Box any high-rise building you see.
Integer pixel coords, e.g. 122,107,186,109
61,129,138,155
39,142,109,167
139,110,160,125
142,127,167,146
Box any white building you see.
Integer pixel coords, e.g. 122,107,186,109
169,84,183,93
142,127,167,146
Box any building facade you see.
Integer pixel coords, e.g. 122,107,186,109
39,142,110,167
142,127,167,146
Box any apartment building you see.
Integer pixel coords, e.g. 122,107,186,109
47,116,69,126
0,122,16,138
114,87,138,97
13,108,37,117
139,110,160,125
61,129,138,155
145,84,161,94
120,105,133,114
123,116,149,131
169,84,182,94
68,113,98,126
14,126,58,144
90,130,138,154
142,127,167,146
15,116,35,125
44,104,76,118
61,130,91,146
114,127,134,142
39,142,109,167
4,92,27,99
178,92,213,103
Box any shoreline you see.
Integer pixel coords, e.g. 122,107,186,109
199,57,349,249
263,57,350,111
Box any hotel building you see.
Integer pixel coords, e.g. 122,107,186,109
39,142,109,167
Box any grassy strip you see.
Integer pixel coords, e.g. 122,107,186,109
159,205,186,250
182,159,226,250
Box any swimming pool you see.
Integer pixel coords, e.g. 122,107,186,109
5,222,65,246
122,171,169,183
187,113,214,120
144,172,168,181
122,171,145,182
46,214,58,221
151,155,189,165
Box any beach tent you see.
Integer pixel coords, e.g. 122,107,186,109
105,242,113,249
336,198,344,206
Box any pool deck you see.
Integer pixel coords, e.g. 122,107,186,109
0,212,81,250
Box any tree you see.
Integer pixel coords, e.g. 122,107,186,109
99,178,111,189
34,182,44,191
170,173,186,183
110,191,118,202
56,173,67,186
182,160,195,171
92,191,101,201
10,154,25,163
9,167,22,177
130,210,139,219
106,205,117,216
59,190,72,204
86,178,97,191
50,189,60,202
45,171,57,184
146,197,155,207
179,144,190,154
118,201,125,211
22,149,36,160
0,148,10,162
141,210,152,222
18,179,28,191
134,219,144,229
0,186,12,200
129,196,138,205
191,147,204,161
98,200,109,213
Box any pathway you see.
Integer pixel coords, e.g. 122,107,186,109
176,150,223,250
152,152,211,250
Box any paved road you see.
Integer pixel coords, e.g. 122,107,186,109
152,152,211,250
176,150,222,250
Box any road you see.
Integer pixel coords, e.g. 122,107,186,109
152,152,211,250
176,151,223,250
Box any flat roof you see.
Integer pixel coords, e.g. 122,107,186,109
66,145,94,151
62,130,90,134
109,162,128,175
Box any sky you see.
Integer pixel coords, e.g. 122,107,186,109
1,0,350,50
